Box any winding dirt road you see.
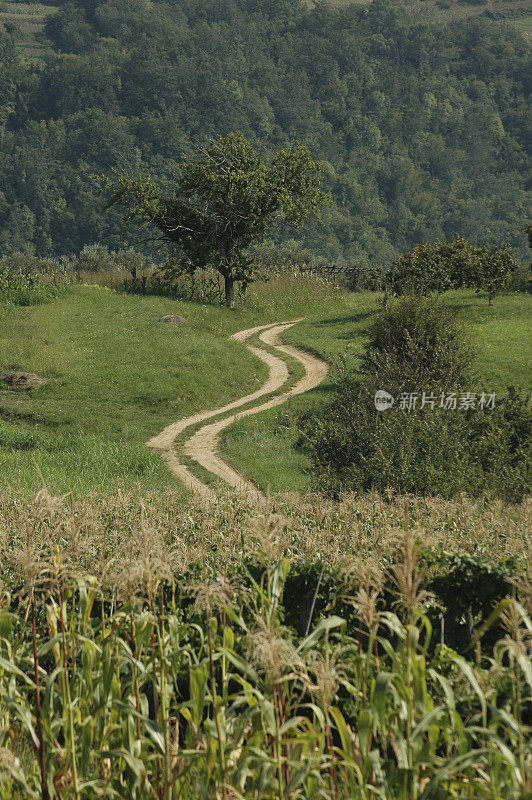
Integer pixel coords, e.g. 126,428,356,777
146,320,329,500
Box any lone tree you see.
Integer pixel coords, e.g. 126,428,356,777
475,243,520,306
101,133,330,307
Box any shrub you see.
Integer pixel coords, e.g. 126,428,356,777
0,263,65,306
0,250,70,275
252,239,329,273
475,243,522,306
73,243,155,274
387,240,453,296
300,379,531,501
299,298,530,501
362,295,474,388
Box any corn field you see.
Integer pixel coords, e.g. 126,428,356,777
0,489,530,799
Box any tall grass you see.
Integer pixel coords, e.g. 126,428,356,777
0,488,529,798
0,265,66,306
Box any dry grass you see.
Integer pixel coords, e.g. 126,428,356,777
1,487,528,584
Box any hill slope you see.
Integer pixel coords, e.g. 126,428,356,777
0,0,529,265
1,278,529,494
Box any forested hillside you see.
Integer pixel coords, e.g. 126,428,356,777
0,0,529,265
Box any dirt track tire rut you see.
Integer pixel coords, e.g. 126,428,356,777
146,320,328,501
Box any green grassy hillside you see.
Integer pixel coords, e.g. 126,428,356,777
514,13,532,39
311,0,532,26
0,275,348,493
220,290,532,494
308,0,532,42
1,277,530,495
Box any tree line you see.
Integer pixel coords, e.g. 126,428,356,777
0,0,529,265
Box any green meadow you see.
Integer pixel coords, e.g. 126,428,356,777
1,277,529,495
221,290,532,494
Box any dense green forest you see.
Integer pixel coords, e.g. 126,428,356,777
0,0,530,266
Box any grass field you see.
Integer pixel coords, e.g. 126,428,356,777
220,290,532,494
514,13,532,39
309,0,532,25
1,276,530,495
0,275,348,493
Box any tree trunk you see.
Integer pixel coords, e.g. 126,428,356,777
224,270,235,308
489,291,494,306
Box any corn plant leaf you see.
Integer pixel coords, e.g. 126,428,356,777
513,601,532,634
220,648,259,683
189,663,208,729
297,615,344,653
300,702,326,729
144,719,166,754
0,761,40,799
2,695,39,748
261,699,277,736
465,598,512,653
379,612,406,639
517,651,532,691
356,708,373,757
0,656,35,687
374,671,396,725
428,668,455,710
99,748,148,783
222,604,249,633
450,655,486,717
390,736,409,769
486,702,520,736
285,762,312,792
419,749,488,799
367,749,387,795
279,716,306,735
36,634,63,659
78,779,116,797
412,706,445,741
223,625,235,652
328,706,352,755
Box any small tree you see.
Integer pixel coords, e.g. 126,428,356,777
387,241,451,297
386,236,520,305
475,243,520,305
436,235,482,289
101,133,330,307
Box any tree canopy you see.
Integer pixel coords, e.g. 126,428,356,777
387,236,521,303
103,133,330,305
0,0,529,264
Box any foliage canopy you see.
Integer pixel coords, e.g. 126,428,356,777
102,133,330,305
387,236,522,303
0,0,529,263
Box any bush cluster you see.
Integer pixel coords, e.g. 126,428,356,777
386,236,522,304
0,263,65,306
73,243,156,274
299,297,531,500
